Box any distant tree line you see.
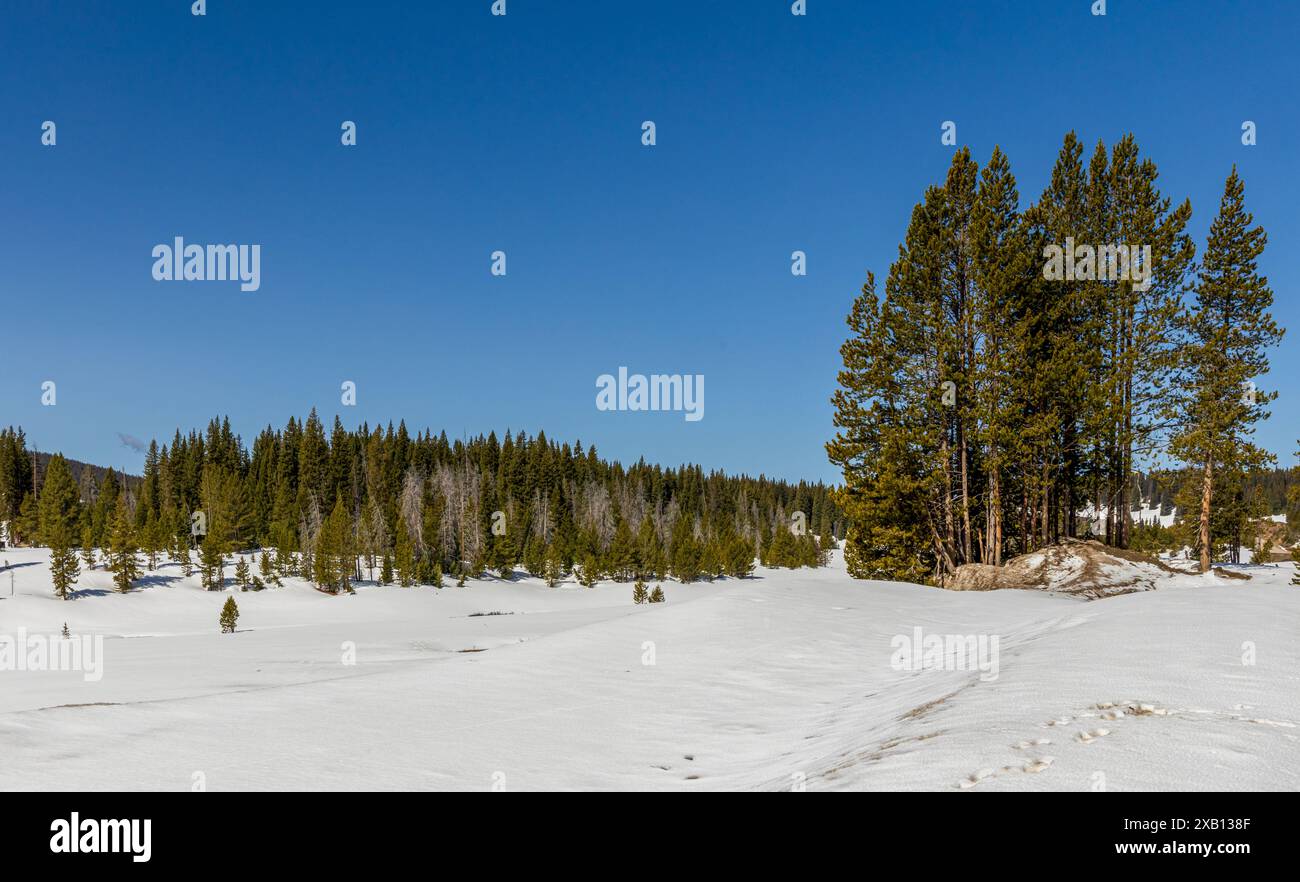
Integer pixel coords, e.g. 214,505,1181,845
1,417,840,597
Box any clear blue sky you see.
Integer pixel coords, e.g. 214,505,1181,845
1,0,1296,484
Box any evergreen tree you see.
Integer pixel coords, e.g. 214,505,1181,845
80,523,97,571
380,553,393,585
724,530,755,578
16,492,40,546
632,579,648,604
394,526,416,587
698,536,722,581
259,549,280,586
313,502,338,590
199,533,225,590
175,532,194,578
648,585,665,603
91,469,120,549
106,493,140,593
607,518,637,581
576,552,600,587
1168,170,1283,572
0,428,35,530
636,516,663,579
273,523,297,577
828,271,937,583
543,545,564,587
136,440,162,528
522,536,546,577
220,596,239,633
360,498,388,583
141,510,162,570
669,515,702,583
38,455,81,599
316,496,354,594
234,556,251,590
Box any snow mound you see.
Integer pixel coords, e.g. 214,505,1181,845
947,539,1184,599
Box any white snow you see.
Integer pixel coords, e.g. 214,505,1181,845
1081,503,1178,529
1,547,1297,791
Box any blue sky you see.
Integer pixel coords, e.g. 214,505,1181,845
1,0,1296,484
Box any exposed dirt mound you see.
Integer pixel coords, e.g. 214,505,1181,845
947,539,1182,599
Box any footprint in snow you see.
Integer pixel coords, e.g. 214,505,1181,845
957,768,996,789
1075,728,1110,744
1022,756,1054,774
1131,702,1169,716
1013,738,1052,749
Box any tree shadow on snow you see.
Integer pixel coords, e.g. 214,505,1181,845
68,587,116,599
134,573,181,590
0,561,41,572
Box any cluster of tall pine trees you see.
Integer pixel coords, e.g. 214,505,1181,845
829,133,1281,583
2,415,839,597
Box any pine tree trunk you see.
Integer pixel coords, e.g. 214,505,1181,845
1040,461,1050,547
1020,486,1029,557
941,434,955,561
1067,481,1077,539
959,425,972,564
1199,456,1213,573
990,466,1002,566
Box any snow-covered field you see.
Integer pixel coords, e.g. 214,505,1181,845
1,547,1297,791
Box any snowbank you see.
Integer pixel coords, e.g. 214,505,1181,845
948,539,1181,598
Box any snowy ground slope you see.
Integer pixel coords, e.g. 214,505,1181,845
1,548,1297,791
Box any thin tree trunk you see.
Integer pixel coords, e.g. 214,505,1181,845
1199,456,1213,573
959,425,972,564
1040,461,1051,546
941,435,955,560
990,466,1002,566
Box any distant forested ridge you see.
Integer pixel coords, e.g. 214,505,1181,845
1,416,841,589
0,431,140,518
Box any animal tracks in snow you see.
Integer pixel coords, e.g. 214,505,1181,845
957,755,1054,788
1022,756,1054,774
955,700,1175,789
1013,738,1051,749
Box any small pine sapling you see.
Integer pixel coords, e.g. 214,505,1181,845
220,596,239,634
